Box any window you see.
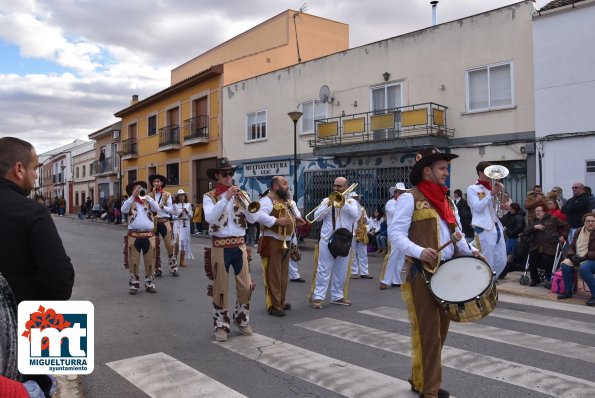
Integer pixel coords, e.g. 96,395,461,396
148,115,157,136
89,163,93,176
300,101,327,133
587,160,595,191
128,169,137,184
371,83,402,113
466,62,513,111
166,163,179,186
82,165,86,177
75,192,79,206
81,191,85,204
75,167,79,178
246,110,267,141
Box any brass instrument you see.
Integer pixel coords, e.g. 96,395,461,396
355,207,369,243
274,202,289,249
305,183,359,223
483,165,509,217
236,189,260,213
139,189,148,200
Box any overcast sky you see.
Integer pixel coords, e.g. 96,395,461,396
0,0,548,153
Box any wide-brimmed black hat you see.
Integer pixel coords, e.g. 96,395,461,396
207,157,237,180
409,148,458,186
126,181,147,196
148,174,167,188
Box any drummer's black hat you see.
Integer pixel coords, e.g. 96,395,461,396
409,147,458,186
148,174,167,188
126,180,147,196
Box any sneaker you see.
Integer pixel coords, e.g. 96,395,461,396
236,324,253,336
361,274,373,279
557,292,572,300
312,299,323,309
290,277,306,283
215,328,228,342
129,287,138,295
391,283,402,287
155,269,163,277
379,283,388,290
145,285,157,293
331,298,352,306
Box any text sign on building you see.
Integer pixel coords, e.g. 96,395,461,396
243,160,290,177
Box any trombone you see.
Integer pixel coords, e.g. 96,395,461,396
236,189,260,213
305,183,358,224
483,165,509,217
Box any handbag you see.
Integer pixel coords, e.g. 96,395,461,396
327,206,353,258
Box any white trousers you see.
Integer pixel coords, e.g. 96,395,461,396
350,238,369,276
289,234,301,280
312,240,351,302
475,225,507,278
381,241,404,285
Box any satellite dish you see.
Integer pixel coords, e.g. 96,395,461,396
319,85,330,103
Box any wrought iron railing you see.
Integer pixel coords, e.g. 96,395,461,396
159,125,180,147
122,138,137,155
308,102,453,149
183,115,209,141
91,157,116,174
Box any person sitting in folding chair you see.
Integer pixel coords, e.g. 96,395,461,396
522,204,569,287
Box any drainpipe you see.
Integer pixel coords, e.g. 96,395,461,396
431,1,439,26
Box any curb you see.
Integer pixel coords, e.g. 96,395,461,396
55,375,84,398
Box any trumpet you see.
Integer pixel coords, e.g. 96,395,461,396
139,189,148,200
305,183,358,224
236,189,260,213
483,165,509,217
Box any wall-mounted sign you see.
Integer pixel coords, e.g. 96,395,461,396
243,160,290,178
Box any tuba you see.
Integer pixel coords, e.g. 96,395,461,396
483,165,509,217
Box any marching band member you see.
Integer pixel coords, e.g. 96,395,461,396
381,182,408,289
350,192,372,279
148,174,176,277
172,189,194,269
394,148,480,398
256,176,303,316
309,177,359,309
121,181,160,295
467,161,507,279
203,158,258,342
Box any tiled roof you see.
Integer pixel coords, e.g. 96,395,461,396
540,0,587,11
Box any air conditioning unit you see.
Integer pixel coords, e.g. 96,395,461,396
112,130,120,140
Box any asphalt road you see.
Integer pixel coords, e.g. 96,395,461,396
54,216,595,398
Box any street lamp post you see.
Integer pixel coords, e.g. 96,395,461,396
287,111,303,203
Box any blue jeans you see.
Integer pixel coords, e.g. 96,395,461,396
376,235,387,250
506,238,518,257
562,260,595,297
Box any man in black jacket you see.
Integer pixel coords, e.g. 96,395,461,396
0,137,74,304
562,182,592,243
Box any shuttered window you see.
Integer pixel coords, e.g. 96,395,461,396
466,62,513,111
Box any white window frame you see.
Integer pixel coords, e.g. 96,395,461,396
299,100,328,135
246,110,267,142
465,61,514,112
370,82,403,113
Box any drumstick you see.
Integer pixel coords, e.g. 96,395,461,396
436,231,463,253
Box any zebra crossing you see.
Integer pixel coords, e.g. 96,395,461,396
107,293,595,398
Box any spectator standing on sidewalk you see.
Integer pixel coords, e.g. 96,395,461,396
562,182,592,243
58,196,66,216
193,199,203,235
0,137,74,303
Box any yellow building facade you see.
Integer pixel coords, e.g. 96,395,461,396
116,66,223,202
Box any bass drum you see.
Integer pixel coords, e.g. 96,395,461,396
429,256,497,323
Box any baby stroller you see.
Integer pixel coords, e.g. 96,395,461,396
519,241,564,289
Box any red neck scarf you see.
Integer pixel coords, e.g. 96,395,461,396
134,197,144,205
215,183,229,197
417,180,456,224
476,179,492,191
154,188,163,194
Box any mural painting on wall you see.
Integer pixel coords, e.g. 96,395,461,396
233,154,416,210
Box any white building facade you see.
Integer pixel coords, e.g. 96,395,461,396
533,0,595,193
223,1,537,213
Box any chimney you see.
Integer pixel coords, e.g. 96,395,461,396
130,95,139,105
431,1,438,26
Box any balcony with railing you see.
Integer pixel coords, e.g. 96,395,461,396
52,173,64,185
158,125,180,151
121,138,138,160
91,157,116,176
183,115,209,145
309,102,454,156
